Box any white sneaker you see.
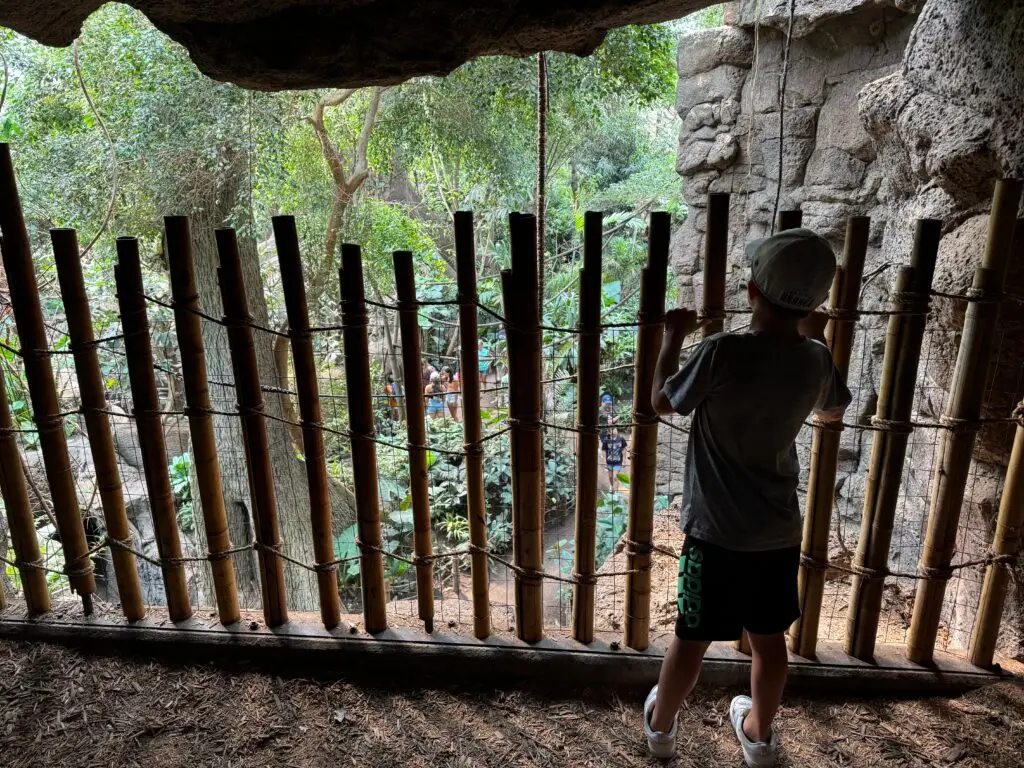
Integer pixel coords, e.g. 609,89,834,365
730,695,780,767
643,685,677,760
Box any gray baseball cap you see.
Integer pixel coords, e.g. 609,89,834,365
746,228,836,312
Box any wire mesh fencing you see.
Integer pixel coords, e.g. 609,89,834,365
2,184,1023,667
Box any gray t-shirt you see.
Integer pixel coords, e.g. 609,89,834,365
663,331,852,552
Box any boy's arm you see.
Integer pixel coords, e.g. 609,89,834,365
652,308,700,416
800,311,853,422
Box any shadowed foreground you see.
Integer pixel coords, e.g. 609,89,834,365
0,640,1021,767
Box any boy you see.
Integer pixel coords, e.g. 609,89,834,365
643,228,852,766
602,424,627,493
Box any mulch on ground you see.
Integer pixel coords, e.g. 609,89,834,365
1,640,1021,767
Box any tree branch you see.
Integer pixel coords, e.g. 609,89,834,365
348,86,384,193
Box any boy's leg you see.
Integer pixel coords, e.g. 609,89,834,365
743,631,788,743
737,544,800,745
650,637,710,732
649,537,740,734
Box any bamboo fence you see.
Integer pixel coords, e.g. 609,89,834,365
845,220,941,661
274,215,342,630
572,211,603,644
165,216,241,627
394,249,436,633
906,181,1023,663
0,137,1021,675
217,228,288,628
789,216,869,658
454,211,492,640
623,211,670,651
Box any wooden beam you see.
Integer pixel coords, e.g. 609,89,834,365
0,615,998,697
115,237,192,622
701,193,729,338
845,220,940,661
572,211,603,644
393,249,435,634
454,211,492,640
52,228,145,622
216,228,288,628
0,366,49,615
504,213,544,643
623,212,670,651
790,216,869,659
273,216,341,630
339,244,388,633
0,143,95,613
164,216,241,627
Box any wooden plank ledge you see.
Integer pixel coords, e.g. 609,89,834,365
0,613,1001,696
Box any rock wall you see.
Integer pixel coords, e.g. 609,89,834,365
860,0,1024,654
662,1,918,495
669,0,1024,657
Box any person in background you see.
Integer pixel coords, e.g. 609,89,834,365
599,392,615,451
421,359,436,391
479,341,491,387
602,424,627,493
425,370,445,420
384,372,402,421
642,228,851,767
443,366,460,421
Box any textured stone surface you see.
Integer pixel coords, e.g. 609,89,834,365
734,0,925,36
0,0,726,89
669,0,1024,657
677,25,754,74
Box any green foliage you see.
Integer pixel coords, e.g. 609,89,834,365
1,7,688,606
595,493,629,564
168,453,194,533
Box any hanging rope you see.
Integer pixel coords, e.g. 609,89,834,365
770,0,796,233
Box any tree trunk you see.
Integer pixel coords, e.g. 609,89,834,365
274,332,304,447
183,160,356,612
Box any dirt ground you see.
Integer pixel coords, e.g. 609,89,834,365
1,640,1021,768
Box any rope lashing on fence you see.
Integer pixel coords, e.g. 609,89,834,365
803,401,1024,434
7,518,1015,595
799,550,1021,581
7,284,1016,365
0,526,683,588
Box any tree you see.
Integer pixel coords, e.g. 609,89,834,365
0,6,688,612
2,6,356,610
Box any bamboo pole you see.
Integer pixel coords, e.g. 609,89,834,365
503,212,544,643
52,228,145,622
623,212,670,651
393,249,435,634
272,216,341,630
163,217,241,626
908,181,1023,664
0,144,96,612
454,211,492,640
0,367,50,615
572,211,603,644
339,243,388,633
845,219,941,661
789,216,869,658
115,237,192,622
970,371,1024,665
702,194,754,655
215,228,288,628
702,193,729,337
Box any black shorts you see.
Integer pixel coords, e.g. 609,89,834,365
675,536,800,641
